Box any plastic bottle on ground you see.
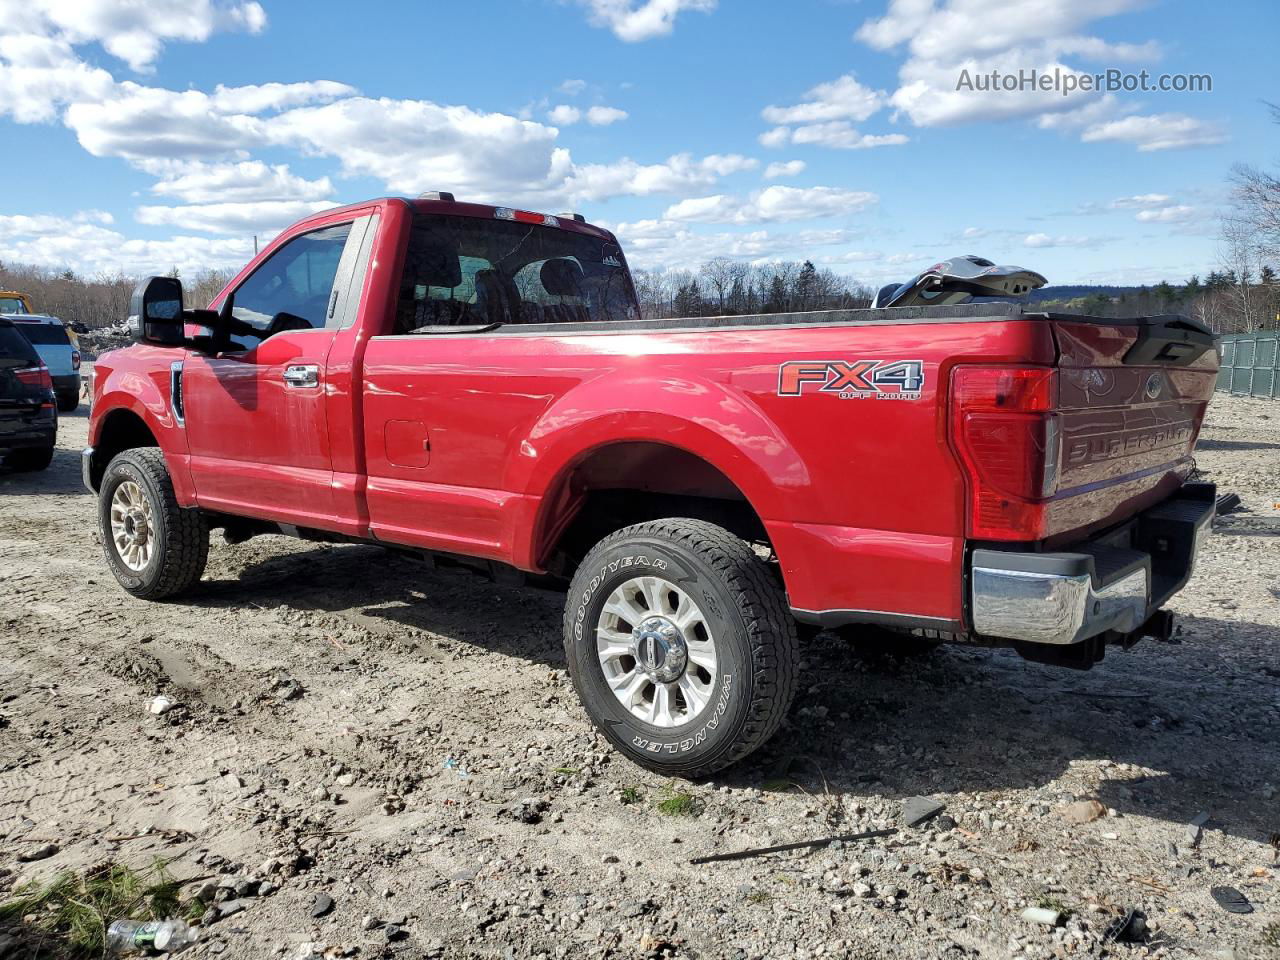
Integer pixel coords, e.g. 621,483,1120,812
106,919,196,953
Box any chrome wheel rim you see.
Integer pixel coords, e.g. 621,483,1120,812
110,480,155,572
596,576,718,728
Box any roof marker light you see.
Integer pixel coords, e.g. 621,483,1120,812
495,207,559,227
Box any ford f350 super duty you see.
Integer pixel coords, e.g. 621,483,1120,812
84,194,1219,775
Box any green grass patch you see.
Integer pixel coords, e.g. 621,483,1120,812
552,767,580,776
1036,895,1072,917
656,784,704,818
0,859,187,956
744,889,771,904
619,785,644,806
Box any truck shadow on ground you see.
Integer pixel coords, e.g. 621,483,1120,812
730,617,1280,847
189,541,566,668
191,540,1277,846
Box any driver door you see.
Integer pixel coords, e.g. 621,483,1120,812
183,212,373,527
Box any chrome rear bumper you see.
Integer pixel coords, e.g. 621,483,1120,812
970,483,1215,646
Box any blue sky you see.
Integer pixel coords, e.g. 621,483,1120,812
0,0,1275,287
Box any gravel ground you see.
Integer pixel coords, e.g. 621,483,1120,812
0,392,1277,960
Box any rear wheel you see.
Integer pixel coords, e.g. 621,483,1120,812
99,448,208,599
563,519,797,777
56,391,79,413
5,445,54,472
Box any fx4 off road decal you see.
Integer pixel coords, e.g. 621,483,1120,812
777,359,925,400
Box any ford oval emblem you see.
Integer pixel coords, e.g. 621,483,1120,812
1144,372,1164,400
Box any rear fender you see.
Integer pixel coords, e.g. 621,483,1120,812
511,374,807,567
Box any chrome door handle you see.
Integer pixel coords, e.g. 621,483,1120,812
282,364,320,388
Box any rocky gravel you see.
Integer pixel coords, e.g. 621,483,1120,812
0,393,1277,959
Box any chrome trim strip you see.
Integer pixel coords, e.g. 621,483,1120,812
169,360,184,426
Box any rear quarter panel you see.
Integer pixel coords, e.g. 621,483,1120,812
360,315,1055,621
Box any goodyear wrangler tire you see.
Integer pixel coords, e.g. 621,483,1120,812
563,519,797,777
99,448,208,600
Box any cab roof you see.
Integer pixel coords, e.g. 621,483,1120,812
288,196,617,243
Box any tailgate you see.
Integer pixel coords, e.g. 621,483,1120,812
1047,314,1219,544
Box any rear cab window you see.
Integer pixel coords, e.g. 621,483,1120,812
12,322,70,346
394,214,638,333
0,297,30,315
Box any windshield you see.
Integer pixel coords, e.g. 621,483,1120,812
13,321,70,345
0,297,30,315
394,214,638,333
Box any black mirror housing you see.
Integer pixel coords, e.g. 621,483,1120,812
129,276,186,346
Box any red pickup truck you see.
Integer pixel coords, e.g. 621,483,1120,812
84,195,1219,775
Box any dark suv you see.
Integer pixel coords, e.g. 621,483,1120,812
0,317,57,471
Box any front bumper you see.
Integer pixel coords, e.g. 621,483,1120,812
82,445,95,492
971,482,1215,646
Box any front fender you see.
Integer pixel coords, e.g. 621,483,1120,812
89,347,193,502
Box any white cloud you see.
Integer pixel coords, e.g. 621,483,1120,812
585,105,628,126
135,200,336,234
547,104,581,125
558,78,587,96
759,73,906,150
267,97,572,200
1110,193,1172,209
548,104,625,126
615,217,860,269
148,161,334,204
791,122,909,150
1023,232,1109,248
1134,204,1197,223
3,0,266,72
762,120,908,150
573,0,716,42
758,126,790,149
762,74,886,125
208,80,356,114
564,153,756,204
857,0,1147,63
664,185,878,224
0,211,253,275
763,160,806,179
851,0,1219,152
1080,113,1227,151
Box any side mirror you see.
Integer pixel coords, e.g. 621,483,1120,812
128,276,185,346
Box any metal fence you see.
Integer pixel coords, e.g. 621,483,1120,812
1216,331,1280,399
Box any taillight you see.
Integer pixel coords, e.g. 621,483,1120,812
950,366,1060,540
14,364,53,390
72,349,81,370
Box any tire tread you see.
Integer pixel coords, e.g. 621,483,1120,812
566,518,798,777
102,448,208,599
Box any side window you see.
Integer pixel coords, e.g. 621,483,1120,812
229,223,352,344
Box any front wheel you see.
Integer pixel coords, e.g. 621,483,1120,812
563,519,797,777
99,448,209,599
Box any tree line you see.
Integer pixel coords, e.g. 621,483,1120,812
633,258,874,319
0,261,233,331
